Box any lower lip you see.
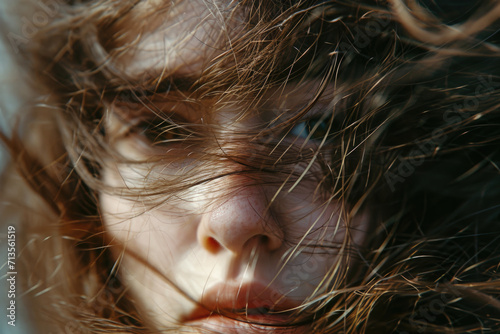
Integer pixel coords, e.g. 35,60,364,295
186,314,305,334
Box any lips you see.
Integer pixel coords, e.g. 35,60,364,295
183,282,302,325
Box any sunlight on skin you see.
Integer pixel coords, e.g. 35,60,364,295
99,1,370,332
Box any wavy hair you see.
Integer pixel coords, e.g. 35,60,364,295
1,0,500,333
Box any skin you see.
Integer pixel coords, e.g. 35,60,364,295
99,1,369,333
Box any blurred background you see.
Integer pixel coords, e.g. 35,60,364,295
1,1,36,333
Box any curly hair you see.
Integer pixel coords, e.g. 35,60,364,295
1,0,500,333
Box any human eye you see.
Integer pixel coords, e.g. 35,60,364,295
111,99,195,148
133,115,191,146
289,113,340,144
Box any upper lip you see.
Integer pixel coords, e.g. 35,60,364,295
183,282,302,323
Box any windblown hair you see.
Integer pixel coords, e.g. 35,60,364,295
1,0,500,333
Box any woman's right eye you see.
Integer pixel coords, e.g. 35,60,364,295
111,98,194,146
134,118,188,145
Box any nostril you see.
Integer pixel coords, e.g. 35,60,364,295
205,237,222,254
242,234,281,252
260,235,270,247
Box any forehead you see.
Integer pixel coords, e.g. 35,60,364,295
108,1,331,120
117,0,241,80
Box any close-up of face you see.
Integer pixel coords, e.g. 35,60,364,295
100,151,367,332
98,2,368,332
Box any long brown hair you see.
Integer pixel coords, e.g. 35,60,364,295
2,0,500,333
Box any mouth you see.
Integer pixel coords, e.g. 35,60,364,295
183,282,302,326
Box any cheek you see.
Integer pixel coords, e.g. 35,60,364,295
275,186,341,238
100,190,199,268
99,182,203,326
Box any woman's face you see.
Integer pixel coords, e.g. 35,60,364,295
99,1,369,333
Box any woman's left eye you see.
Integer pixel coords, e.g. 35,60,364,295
290,115,334,142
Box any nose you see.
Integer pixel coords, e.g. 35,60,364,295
197,176,284,254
